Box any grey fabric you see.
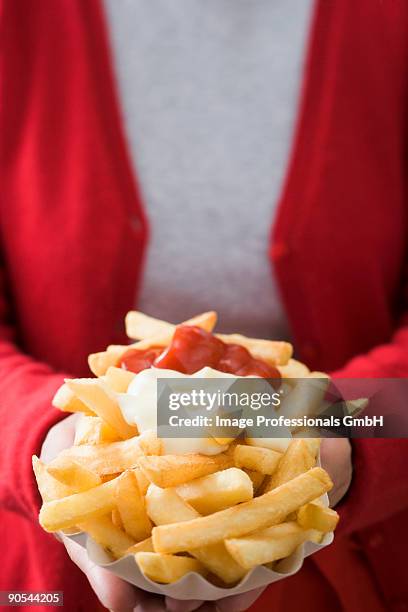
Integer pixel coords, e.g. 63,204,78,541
103,0,312,338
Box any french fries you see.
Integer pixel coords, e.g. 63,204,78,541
134,466,151,495
47,457,102,490
65,378,138,440
145,484,200,525
233,445,282,475
215,333,292,366
125,311,217,341
245,437,291,454
175,467,253,514
104,366,136,393
261,439,315,493
277,358,310,379
52,383,93,415
78,515,135,559
135,552,207,583
74,415,120,445
90,311,218,376
93,310,291,377
138,453,233,488
39,477,120,531
33,456,77,502
112,508,123,529
302,438,321,459
244,469,265,493
115,470,152,541
35,309,339,587
297,501,339,533
152,468,333,553
279,373,329,421
126,537,154,555
52,432,161,476
145,485,247,583
88,346,126,378
225,522,319,569
125,311,178,340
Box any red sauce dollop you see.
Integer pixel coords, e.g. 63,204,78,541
120,325,280,379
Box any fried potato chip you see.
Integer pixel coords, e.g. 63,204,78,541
46,457,102,490
52,383,93,415
78,515,135,559
125,537,154,555
39,476,120,531
277,359,310,379
176,467,253,515
104,367,136,393
225,522,318,569
243,469,265,493
65,378,137,440
215,333,292,366
74,415,120,446
88,348,125,377
135,552,207,584
90,312,217,376
301,438,321,459
54,434,160,476
35,310,339,585
233,445,282,475
134,466,150,496
245,437,291,454
115,470,152,541
111,508,123,530
261,439,315,493
297,501,339,533
32,456,76,502
146,485,246,584
125,312,177,340
152,468,332,553
280,373,329,421
138,453,233,488
125,311,217,340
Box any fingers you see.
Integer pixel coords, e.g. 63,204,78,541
62,531,264,612
133,597,167,611
85,560,143,612
165,585,266,612
165,597,204,612
63,533,263,612
215,587,266,612
63,536,142,612
320,438,352,507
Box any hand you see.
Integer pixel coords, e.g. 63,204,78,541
320,438,353,507
41,415,264,611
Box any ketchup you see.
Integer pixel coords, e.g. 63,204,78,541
120,325,280,379
154,325,224,373
120,347,162,374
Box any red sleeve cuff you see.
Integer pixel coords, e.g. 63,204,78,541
1,372,68,522
335,438,408,535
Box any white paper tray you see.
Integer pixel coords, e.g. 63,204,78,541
65,525,333,600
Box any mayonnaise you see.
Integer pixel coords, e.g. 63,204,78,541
118,366,239,455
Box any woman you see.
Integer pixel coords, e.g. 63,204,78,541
1,1,407,611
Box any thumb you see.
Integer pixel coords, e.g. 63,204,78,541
320,438,352,507
63,536,141,612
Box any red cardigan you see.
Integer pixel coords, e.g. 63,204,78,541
1,1,407,610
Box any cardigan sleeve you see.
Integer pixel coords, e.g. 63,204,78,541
331,321,408,534
0,263,69,520
0,334,68,521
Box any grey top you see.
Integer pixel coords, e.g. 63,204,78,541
103,0,312,339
